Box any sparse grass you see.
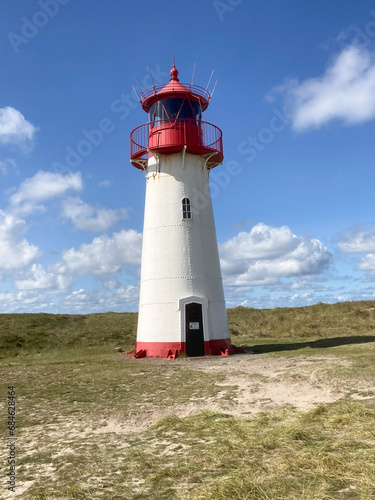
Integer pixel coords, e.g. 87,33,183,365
0,349,226,436
16,400,375,499
228,300,375,339
1,301,375,498
0,312,137,356
2,300,375,357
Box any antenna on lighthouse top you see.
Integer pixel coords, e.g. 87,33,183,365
210,79,219,98
206,69,215,92
148,64,155,87
132,84,140,102
191,62,196,86
133,74,143,94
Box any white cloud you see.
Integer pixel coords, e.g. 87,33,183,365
0,159,17,176
98,180,111,188
56,229,142,276
221,224,302,261
9,171,82,215
265,279,327,291
103,280,122,290
15,264,72,292
0,210,40,277
61,197,129,232
63,284,138,312
338,225,375,253
272,46,375,131
220,223,331,286
0,290,52,313
338,224,375,275
0,106,38,147
358,254,375,272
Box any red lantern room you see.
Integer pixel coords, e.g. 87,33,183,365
130,63,223,170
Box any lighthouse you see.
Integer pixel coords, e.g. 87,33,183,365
130,62,232,358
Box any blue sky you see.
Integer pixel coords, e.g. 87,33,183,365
1,0,375,313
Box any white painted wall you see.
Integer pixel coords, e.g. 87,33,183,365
136,151,229,343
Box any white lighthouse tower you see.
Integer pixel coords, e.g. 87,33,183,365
130,62,233,358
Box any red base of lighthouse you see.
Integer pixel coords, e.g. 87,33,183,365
131,339,244,358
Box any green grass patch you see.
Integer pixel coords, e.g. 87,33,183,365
227,300,375,340
0,312,137,356
2,300,375,357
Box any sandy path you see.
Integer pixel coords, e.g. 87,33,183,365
93,353,351,435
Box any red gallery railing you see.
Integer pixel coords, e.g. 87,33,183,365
130,119,223,170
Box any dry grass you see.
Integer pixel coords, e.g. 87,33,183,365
0,312,137,356
2,300,375,357
227,300,375,339
1,301,375,499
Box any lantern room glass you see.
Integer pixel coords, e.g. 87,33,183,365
149,99,202,128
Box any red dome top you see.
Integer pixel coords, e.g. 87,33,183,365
170,64,179,81
139,63,211,112
157,64,191,94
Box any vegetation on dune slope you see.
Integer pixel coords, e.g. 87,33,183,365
1,300,375,355
0,312,137,355
227,300,375,339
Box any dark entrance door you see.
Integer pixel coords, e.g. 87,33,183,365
185,302,205,356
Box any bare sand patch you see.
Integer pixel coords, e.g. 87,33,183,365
90,354,352,436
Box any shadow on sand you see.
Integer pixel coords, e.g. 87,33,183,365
242,335,375,355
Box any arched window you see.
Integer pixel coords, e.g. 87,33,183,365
182,198,191,219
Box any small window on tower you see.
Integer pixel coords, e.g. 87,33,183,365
182,198,192,219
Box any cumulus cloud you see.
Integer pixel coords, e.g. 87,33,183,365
265,279,328,291
338,224,375,275
220,223,331,286
9,171,82,215
238,292,348,309
61,197,129,232
63,284,138,313
56,229,142,276
0,106,38,147
358,254,375,272
15,264,72,292
0,210,40,277
271,46,375,131
338,224,375,253
0,290,52,313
